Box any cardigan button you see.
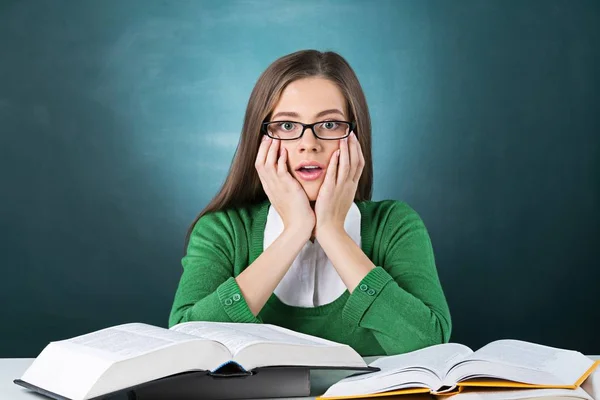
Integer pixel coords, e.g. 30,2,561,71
367,289,376,296
233,294,241,302
224,298,233,306
359,284,368,292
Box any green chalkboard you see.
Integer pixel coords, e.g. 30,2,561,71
0,0,598,357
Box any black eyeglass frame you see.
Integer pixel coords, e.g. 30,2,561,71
261,120,357,141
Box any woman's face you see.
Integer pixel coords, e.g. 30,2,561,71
268,77,348,201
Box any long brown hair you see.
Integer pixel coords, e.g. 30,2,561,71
184,49,373,250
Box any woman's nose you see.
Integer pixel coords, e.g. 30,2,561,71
297,128,322,153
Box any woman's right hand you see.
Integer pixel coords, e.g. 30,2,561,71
255,135,315,239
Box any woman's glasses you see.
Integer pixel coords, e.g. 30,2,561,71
262,120,356,140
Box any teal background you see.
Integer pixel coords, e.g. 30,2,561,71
1,0,598,357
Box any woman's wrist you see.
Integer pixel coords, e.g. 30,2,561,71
315,223,346,244
282,223,313,243
316,220,344,235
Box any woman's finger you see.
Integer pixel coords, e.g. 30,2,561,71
265,136,280,171
323,149,340,190
255,135,271,172
337,137,350,185
354,133,365,182
277,147,288,176
348,132,360,182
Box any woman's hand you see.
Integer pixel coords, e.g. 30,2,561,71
314,132,365,239
255,135,315,239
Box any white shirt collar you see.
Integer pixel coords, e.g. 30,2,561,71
263,203,362,307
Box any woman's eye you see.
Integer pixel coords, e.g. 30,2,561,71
323,122,338,129
280,122,295,131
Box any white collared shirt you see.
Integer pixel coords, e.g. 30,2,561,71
263,203,362,307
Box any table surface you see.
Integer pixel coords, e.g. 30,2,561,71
2,356,599,400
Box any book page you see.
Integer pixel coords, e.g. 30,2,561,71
581,362,600,400
320,344,473,398
172,321,366,371
321,369,439,398
171,321,343,356
445,340,595,388
21,323,231,400
447,386,593,400
371,343,473,379
20,341,115,400
62,323,205,361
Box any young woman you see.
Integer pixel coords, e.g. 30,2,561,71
168,50,451,356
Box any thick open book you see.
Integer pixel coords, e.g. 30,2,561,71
319,340,599,399
15,321,373,400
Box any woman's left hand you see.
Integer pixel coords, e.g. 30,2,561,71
314,131,365,239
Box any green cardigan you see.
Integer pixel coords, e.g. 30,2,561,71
168,200,452,356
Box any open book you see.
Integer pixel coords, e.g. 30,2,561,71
355,387,597,400
319,340,599,399
445,387,596,400
15,321,372,400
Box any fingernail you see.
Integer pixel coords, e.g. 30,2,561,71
262,135,268,141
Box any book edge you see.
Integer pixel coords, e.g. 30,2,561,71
455,359,600,390
14,379,74,400
316,387,433,400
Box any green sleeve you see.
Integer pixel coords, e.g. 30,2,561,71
168,211,261,327
342,203,452,355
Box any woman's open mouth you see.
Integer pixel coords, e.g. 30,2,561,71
295,162,325,181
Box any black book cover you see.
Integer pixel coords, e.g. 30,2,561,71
14,364,378,400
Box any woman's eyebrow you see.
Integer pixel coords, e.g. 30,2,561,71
315,109,345,119
271,108,345,120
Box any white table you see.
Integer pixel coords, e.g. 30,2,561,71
3,356,599,400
